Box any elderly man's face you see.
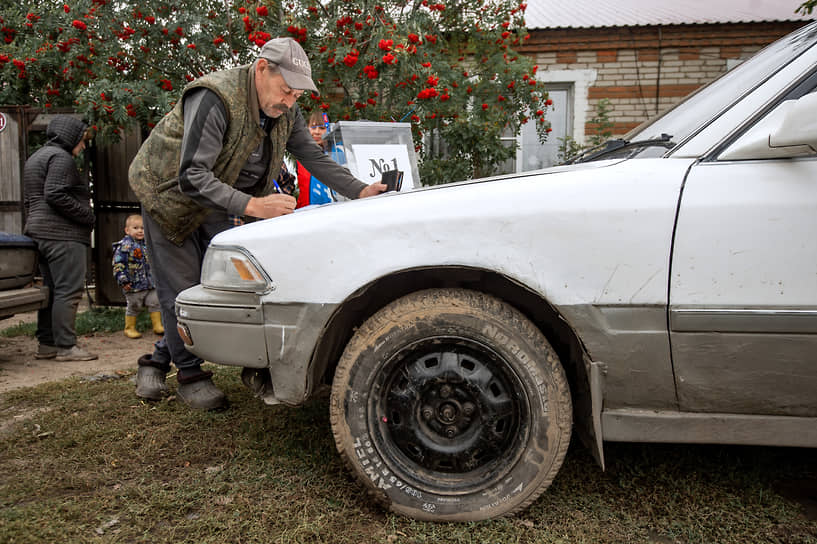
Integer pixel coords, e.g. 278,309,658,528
255,59,304,118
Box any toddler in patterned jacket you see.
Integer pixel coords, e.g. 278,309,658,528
112,214,163,338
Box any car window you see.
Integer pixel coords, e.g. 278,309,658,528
714,75,817,161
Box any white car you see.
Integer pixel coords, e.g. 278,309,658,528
176,22,817,521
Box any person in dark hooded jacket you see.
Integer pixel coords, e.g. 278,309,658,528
23,115,98,362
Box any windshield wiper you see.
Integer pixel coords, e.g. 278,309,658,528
566,133,675,164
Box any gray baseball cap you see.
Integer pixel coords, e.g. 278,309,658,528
258,37,319,94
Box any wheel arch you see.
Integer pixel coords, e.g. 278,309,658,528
309,266,601,466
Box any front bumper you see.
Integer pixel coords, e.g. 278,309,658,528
175,285,337,405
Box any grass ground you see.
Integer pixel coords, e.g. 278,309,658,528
1,365,815,544
1,306,153,338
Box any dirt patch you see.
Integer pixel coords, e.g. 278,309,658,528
0,313,158,394
776,478,817,521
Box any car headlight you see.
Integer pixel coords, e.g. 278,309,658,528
200,246,271,293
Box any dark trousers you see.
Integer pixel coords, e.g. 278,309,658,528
34,239,87,348
142,209,234,371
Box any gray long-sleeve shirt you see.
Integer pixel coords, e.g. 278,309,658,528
178,88,365,216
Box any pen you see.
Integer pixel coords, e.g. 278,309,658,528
272,178,282,193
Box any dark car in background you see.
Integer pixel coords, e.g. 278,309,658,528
0,232,47,321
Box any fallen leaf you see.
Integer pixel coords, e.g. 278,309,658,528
95,518,119,535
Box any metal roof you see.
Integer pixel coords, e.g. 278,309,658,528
524,0,816,29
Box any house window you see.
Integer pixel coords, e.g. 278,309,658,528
498,69,598,173
523,85,571,170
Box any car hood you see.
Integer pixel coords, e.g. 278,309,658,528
398,158,625,193
211,156,691,306
213,157,625,248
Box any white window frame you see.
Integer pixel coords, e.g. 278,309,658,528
511,69,598,172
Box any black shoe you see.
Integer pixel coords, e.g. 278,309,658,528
135,365,168,400
177,370,227,411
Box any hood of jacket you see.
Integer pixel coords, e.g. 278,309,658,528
46,115,87,153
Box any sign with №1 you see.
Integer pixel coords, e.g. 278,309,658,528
352,144,415,190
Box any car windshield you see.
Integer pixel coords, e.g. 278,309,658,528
575,22,817,162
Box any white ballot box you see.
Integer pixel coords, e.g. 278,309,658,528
325,121,420,191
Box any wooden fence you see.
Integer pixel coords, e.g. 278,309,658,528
0,107,28,234
1,106,143,306
91,126,143,305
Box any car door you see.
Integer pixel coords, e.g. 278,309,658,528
669,78,817,417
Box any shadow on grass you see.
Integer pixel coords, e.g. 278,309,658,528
0,367,814,544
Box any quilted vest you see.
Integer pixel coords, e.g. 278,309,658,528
128,65,294,245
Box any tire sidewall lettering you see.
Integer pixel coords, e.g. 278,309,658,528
482,322,549,412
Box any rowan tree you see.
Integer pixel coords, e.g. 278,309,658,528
1,0,551,183
797,0,816,13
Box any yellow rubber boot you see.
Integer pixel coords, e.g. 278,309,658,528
124,315,142,339
150,312,165,335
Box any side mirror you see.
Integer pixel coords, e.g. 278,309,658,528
769,91,817,151
719,92,817,160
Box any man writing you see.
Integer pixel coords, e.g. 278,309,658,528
129,37,385,410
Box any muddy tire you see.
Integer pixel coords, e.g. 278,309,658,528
329,288,572,521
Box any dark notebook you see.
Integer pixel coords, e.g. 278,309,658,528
381,170,404,192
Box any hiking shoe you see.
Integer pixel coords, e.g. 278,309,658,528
35,344,59,359
55,345,98,361
177,376,227,411
135,365,168,400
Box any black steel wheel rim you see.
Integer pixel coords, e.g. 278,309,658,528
370,336,530,493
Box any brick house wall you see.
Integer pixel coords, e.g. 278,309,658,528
518,21,808,142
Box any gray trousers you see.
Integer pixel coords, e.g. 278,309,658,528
124,288,160,316
142,209,234,371
34,239,87,348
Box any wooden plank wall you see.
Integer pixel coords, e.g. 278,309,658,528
0,108,27,234
92,126,143,306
